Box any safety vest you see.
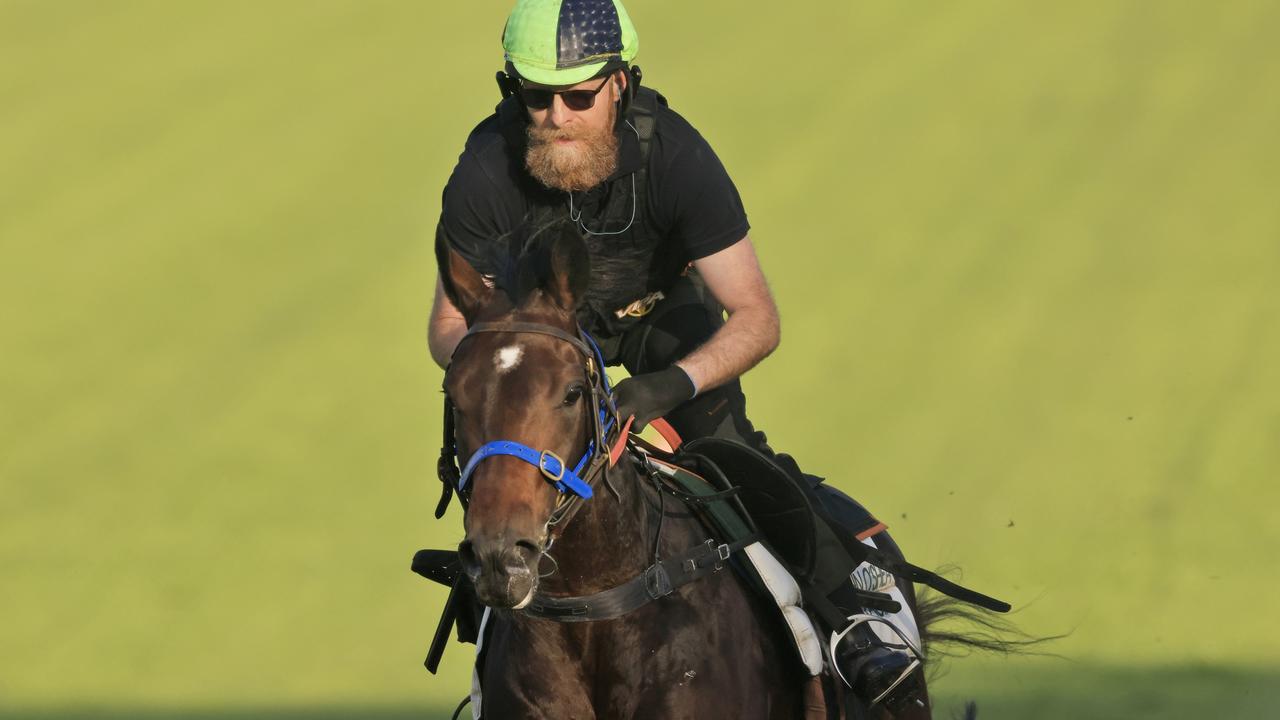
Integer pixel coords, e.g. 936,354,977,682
494,87,680,338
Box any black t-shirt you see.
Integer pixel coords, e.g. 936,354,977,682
436,89,749,332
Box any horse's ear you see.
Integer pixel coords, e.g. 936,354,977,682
546,224,590,312
437,240,492,325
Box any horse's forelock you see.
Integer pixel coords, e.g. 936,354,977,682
492,219,588,313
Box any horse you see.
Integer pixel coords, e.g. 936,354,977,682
436,226,951,719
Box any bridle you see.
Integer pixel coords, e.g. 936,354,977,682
433,318,755,624
434,320,627,536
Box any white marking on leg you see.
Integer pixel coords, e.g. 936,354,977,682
494,345,523,373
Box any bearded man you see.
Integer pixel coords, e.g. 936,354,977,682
428,0,926,710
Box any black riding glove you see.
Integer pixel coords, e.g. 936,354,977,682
612,365,697,431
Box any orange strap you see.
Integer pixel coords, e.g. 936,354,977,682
649,417,683,451
855,522,888,541
608,416,634,466
608,415,684,466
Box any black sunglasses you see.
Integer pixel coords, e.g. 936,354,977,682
520,75,613,112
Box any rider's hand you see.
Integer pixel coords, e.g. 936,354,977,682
612,365,696,431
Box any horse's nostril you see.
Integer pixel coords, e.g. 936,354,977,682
514,538,541,555
458,540,480,572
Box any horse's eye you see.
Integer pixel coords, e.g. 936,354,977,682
562,385,585,406
444,394,462,418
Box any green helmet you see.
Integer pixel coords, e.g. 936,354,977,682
502,0,639,86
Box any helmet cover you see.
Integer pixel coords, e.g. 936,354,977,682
503,0,639,86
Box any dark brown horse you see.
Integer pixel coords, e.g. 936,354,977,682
438,228,949,719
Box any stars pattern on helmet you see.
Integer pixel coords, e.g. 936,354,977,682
557,0,623,68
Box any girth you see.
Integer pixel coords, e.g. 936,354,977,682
523,536,755,623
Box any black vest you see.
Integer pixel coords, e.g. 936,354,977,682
496,88,684,338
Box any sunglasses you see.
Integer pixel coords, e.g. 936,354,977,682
520,75,613,112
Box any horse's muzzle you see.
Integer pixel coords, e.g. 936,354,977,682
458,536,541,608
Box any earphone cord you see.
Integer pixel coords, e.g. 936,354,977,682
567,120,640,237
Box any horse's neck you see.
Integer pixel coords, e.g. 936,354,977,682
537,457,657,596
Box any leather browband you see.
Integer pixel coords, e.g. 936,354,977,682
464,321,592,357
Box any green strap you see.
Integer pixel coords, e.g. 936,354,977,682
662,465,755,545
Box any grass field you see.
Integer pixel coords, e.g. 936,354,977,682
2,1,1278,717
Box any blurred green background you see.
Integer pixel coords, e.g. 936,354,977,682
2,0,1277,717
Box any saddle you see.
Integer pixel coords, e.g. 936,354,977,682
666,439,1011,617
641,439,902,628
681,443,879,577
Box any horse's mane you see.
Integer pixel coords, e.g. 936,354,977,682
491,218,584,310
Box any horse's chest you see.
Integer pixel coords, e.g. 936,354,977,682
479,585,780,720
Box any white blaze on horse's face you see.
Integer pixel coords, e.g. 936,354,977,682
495,345,524,374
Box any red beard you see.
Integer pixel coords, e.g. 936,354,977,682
525,119,619,192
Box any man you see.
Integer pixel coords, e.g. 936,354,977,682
428,0,924,710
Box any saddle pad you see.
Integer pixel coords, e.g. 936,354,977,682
744,542,825,676
639,455,755,543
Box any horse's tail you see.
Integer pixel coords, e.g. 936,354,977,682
913,567,1063,668
912,577,1063,720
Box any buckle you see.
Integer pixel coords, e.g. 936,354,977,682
644,562,674,599
704,539,732,561
703,539,731,572
539,450,565,483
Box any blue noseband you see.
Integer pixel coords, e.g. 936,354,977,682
457,441,595,499
452,322,614,502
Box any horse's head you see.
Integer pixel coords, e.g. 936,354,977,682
440,225,599,608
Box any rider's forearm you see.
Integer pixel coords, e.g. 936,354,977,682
428,275,468,369
673,302,780,394
428,315,468,369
